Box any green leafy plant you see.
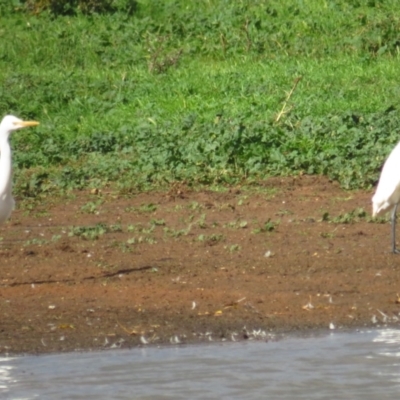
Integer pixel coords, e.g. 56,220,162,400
80,199,103,214
252,219,278,234
197,233,224,243
69,223,111,240
324,208,368,224
1,0,400,195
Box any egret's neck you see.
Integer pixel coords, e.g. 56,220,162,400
0,135,13,195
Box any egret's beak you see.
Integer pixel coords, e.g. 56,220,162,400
16,120,40,128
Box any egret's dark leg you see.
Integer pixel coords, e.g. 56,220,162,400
391,204,400,254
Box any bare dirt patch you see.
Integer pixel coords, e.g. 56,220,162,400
1,176,399,354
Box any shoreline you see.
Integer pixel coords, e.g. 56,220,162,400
1,176,399,355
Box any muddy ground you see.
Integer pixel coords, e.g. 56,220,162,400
1,175,400,355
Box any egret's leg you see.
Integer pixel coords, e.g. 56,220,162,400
391,204,400,254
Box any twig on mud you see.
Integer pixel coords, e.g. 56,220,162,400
302,295,314,311
275,76,302,123
117,320,140,335
223,297,246,309
3,265,154,288
118,319,160,336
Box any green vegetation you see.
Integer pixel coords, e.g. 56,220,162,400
163,225,191,238
125,203,157,213
322,207,367,224
2,0,400,197
252,219,278,233
225,244,241,252
69,222,122,239
80,199,103,213
224,220,248,229
198,233,224,243
322,207,388,223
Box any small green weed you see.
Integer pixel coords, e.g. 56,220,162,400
109,224,123,232
69,223,110,240
197,233,224,243
139,203,158,213
188,202,203,211
127,236,157,245
24,238,49,246
125,204,158,213
323,208,367,224
164,225,192,238
139,224,155,235
96,261,114,269
320,231,335,239
51,234,62,242
80,200,103,214
225,244,241,252
224,220,248,229
150,219,166,226
276,209,293,217
196,214,207,229
237,196,249,206
252,219,278,234
368,216,388,224
127,224,137,232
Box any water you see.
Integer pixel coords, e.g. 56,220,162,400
1,329,400,399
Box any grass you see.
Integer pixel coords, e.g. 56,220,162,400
2,0,400,197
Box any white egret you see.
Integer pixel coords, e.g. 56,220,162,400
0,115,39,225
372,140,400,253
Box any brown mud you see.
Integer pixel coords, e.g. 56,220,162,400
1,175,399,355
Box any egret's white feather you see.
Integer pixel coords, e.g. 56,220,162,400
0,115,39,225
372,141,400,217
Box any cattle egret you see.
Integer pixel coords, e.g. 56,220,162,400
372,141,400,253
0,115,39,225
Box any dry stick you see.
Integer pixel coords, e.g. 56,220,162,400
243,19,252,52
275,76,302,123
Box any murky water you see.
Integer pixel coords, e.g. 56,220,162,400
1,329,400,399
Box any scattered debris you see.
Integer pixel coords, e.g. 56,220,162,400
170,335,181,344
302,296,314,311
377,309,389,323
140,336,149,345
224,297,246,309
